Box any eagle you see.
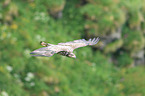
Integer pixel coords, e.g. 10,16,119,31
30,37,99,58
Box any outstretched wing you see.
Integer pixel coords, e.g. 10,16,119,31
58,37,99,49
30,47,57,57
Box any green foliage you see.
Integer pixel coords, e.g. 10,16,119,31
80,1,125,36
117,53,133,67
35,0,66,16
104,39,123,53
122,28,144,54
117,67,145,96
0,0,144,96
45,0,65,7
119,0,144,30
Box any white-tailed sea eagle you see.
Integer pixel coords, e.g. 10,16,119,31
30,37,99,58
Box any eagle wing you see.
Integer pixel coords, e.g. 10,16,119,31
30,46,61,57
58,37,99,49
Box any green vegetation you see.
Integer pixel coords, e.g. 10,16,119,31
117,52,133,67
0,0,145,96
122,28,144,54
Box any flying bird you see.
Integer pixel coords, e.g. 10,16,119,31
30,37,99,58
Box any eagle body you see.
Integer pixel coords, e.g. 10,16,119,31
30,37,99,58
45,45,73,52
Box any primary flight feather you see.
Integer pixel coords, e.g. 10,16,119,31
30,37,99,58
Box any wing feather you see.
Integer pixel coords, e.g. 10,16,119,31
58,37,99,49
30,47,57,57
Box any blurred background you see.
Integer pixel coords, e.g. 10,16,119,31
0,0,145,96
